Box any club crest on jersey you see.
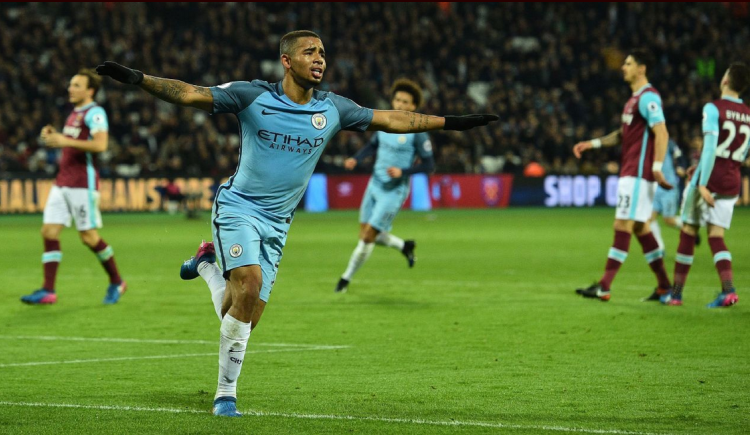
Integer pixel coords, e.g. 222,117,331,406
398,135,407,144
311,113,327,130
229,244,243,258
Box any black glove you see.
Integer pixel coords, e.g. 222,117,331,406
443,114,499,131
96,61,144,85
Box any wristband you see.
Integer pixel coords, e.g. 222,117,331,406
652,161,663,172
590,139,602,148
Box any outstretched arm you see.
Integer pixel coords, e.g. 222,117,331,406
368,110,498,133
139,76,213,112
572,128,621,158
96,61,213,112
368,111,444,132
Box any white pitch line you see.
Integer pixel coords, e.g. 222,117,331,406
343,278,722,292
0,401,667,435
0,347,347,368
0,353,215,368
0,335,348,349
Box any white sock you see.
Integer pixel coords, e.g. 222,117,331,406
198,262,226,321
651,220,665,251
342,240,375,281
375,232,405,250
215,314,251,400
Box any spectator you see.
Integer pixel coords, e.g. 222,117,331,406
0,3,746,179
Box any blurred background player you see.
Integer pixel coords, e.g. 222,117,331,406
155,177,202,218
663,63,750,307
649,137,695,251
572,49,673,302
20,69,126,306
97,30,497,417
335,79,435,293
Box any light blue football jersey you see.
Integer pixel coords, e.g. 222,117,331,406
661,139,681,187
210,80,373,229
371,132,432,189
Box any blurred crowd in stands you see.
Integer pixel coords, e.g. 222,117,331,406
1,3,748,188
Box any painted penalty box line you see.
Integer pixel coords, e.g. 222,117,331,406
0,335,349,349
0,401,667,435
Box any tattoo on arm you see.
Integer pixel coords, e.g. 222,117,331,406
193,86,212,98
140,76,210,107
140,76,189,104
405,113,432,132
417,114,427,131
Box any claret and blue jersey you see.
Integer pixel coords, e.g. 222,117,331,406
57,102,109,190
693,96,750,196
620,84,665,182
210,80,374,229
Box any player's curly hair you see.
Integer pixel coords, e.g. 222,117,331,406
78,68,102,96
727,62,750,94
629,48,655,74
390,78,423,109
280,30,322,57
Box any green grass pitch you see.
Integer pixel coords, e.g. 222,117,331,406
0,208,748,434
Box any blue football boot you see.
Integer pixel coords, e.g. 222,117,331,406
180,241,216,280
103,281,127,305
213,396,242,417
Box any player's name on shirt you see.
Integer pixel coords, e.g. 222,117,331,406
726,110,750,124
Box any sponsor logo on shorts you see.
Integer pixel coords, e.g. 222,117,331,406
230,357,243,364
229,244,243,258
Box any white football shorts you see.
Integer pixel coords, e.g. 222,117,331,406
680,185,737,229
615,176,656,223
43,185,102,231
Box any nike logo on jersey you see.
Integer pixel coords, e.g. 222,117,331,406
262,109,278,116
